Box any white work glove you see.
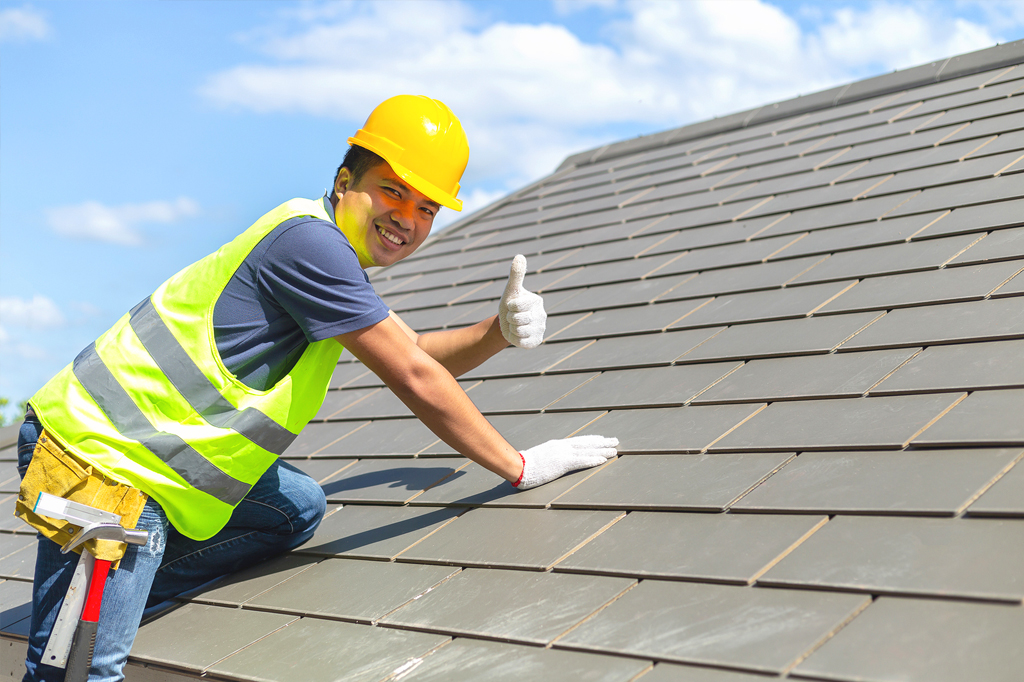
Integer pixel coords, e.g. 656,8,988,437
498,255,546,349
513,435,619,490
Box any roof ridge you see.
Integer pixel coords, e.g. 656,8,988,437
556,40,1024,173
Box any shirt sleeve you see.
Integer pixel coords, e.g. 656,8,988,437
256,218,390,342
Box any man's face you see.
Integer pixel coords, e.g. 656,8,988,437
334,162,439,269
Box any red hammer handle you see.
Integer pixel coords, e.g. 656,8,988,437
65,557,111,681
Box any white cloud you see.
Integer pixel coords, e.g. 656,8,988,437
45,197,200,246
199,1,1007,192
0,5,50,42
0,294,65,330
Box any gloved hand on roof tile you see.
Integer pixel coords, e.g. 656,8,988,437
498,254,546,349
513,435,619,489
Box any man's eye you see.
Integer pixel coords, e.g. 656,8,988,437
421,207,435,217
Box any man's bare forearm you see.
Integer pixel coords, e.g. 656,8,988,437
337,318,521,481
389,310,508,377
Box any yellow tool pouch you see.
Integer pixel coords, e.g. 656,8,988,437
16,430,148,567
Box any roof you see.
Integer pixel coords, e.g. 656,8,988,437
4,39,1024,682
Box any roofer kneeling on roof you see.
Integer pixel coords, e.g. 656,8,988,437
15,95,618,682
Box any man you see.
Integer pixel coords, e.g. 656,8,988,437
16,95,617,681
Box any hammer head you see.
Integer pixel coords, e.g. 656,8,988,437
60,522,149,554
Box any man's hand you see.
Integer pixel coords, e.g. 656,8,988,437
498,255,546,349
514,435,619,489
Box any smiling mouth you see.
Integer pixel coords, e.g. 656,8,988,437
377,225,406,247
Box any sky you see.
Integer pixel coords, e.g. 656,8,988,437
1,0,1023,422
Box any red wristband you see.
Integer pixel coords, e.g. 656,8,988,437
512,452,525,488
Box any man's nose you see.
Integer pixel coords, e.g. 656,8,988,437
389,201,415,230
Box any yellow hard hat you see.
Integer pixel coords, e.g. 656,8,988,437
348,95,470,211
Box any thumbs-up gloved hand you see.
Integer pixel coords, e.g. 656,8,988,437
513,435,619,489
498,254,546,349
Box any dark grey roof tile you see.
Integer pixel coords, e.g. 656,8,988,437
188,554,321,607
788,234,979,284
550,453,792,511
710,394,964,451
754,191,919,236
635,214,780,247
461,340,595,379
887,172,1024,217
539,233,671,271
637,662,783,682
759,516,1024,601
0,578,32,636
132,603,297,673
875,148,1024,196
692,349,917,404
313,387,381,421
768,212,946,260
329,362,373,390
677,312,883,363
464,372,599,414
392,301,487,332
380,568,633,645
633,196,775,233
208,619,446,682
0,533,34,562
968,455,1024,516
818,261,1024,314
396,507,622,570
871,339,1024,394
544,253,683,290
653,257,822,301
0,545,31,581
244,559,459,623
554,511,826,584
590,405,766,453
411,460,602,508
285,458,356,483
949,225,1024,264
281,421,367,456
548,362,743,411
914,388,1024,446
732,448,1022,515
555,581,869,673
0,496,27,531
552,299,715,342
668,281,856,330
548,328,725,372
545,275,695,314
296,505,465,560
390,280,497,312
542,311,595,341
648,234,807,275
314,419,439,457
331,387,412,420
392,638,649,682
994,271,1024,296
838,298,1024,350
320,458,464,504
839,137,997,183
422,412,608,455
794,597,1024,682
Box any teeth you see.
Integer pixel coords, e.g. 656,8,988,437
378,226,403,246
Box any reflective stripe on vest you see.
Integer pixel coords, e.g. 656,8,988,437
72,341,250,506
128,298,296,455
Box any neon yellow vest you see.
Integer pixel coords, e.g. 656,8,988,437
31,198,345,540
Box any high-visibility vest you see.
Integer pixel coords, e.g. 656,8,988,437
31,198,346,540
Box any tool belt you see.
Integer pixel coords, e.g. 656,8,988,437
16,427,148,566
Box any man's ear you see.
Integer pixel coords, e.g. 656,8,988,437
334,167,353,197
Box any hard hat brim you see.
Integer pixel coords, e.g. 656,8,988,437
348,136,464,212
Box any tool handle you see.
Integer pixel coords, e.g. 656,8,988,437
81,558,110,622
65,619,98,682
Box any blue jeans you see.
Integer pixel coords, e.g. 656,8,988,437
17,411,327,682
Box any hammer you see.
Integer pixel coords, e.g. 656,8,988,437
60,522,148,681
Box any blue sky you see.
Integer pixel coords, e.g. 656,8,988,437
2,0,1023,421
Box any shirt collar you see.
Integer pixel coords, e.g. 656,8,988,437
322,193,336,224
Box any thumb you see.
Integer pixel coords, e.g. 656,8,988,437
503,254,527,299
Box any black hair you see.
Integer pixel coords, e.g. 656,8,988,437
332,145,385,196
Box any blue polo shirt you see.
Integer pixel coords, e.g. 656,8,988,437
213,197,390,390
